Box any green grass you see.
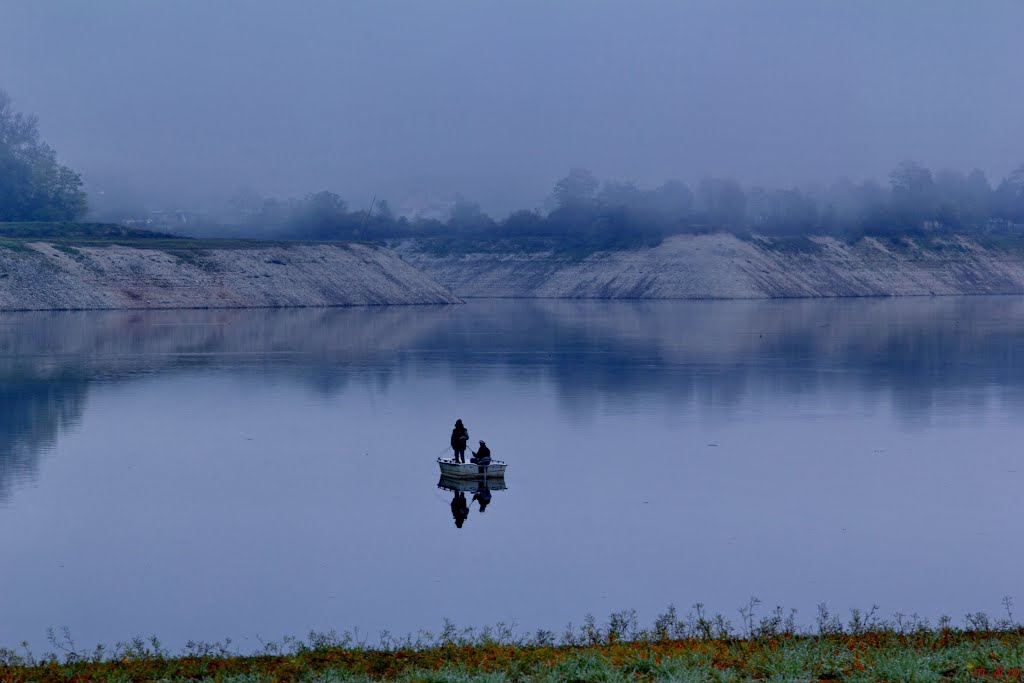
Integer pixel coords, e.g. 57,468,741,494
408,235,665,261
0,222,179,240
968,230,1024,253
5,631,1024,682
0,222,377,254
51,243,80,256
0,238,39,253
746,235,825,254
3,603,1024,682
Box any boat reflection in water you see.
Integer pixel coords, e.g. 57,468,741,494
438,475,508,529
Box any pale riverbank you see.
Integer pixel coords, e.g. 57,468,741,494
396,233,1024,299
0,240,461,310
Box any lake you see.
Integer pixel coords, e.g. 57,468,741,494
1,297,1022,651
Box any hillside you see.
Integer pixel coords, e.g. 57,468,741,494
0,238,460,310
395,233,1024,299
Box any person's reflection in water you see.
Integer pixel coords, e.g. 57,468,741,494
472,485,492,513
450,490,470,528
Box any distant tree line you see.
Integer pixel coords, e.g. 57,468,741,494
4,86,1024,249
0,90,87,222
230,162,1024,252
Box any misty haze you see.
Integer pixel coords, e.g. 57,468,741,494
2,1,1022,226
1,2,1024,680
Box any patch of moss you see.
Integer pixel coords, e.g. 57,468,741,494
0,238,38,254
756,235,824,254
0,222,178,240
52,244,81,257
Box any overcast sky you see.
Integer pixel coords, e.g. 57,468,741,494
1,0,1022,215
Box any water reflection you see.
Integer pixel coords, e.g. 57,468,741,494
2,298,1023,647
2,297,1024,505
0,373,88,504
438,476,508,529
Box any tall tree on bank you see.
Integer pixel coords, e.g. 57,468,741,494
0,89,87,221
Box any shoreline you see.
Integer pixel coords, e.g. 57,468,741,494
3,619,1022,682
0,240,461,311
8,228,1024,310
397,232,1024,300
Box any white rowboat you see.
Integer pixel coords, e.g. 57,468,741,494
437,475,508,492
437,457,507,479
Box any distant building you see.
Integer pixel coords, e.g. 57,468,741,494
122,210,206,230
397,197,454,222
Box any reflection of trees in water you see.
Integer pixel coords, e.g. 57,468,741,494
409,297,1024,421
0,306,461,504
2,297,1024,502
0,370,88,504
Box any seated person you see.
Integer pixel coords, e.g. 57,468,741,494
470,440,491,464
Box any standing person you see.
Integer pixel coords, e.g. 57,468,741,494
450,419,469,463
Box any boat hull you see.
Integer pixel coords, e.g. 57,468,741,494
437,458,507,479
437,475,508,492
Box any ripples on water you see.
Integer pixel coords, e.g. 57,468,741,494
0,297,1022,648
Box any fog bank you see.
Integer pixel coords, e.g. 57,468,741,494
1,1,1022,215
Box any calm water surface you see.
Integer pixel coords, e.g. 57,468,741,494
1,297,1022,648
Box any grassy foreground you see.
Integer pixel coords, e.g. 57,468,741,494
4,604,1024,682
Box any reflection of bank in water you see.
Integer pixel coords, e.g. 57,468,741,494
438,475,507,529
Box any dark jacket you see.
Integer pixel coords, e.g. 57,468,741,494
450,425,469,450
475,443,491,460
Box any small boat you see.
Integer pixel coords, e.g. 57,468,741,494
437,475,508,493
437,457,507,479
